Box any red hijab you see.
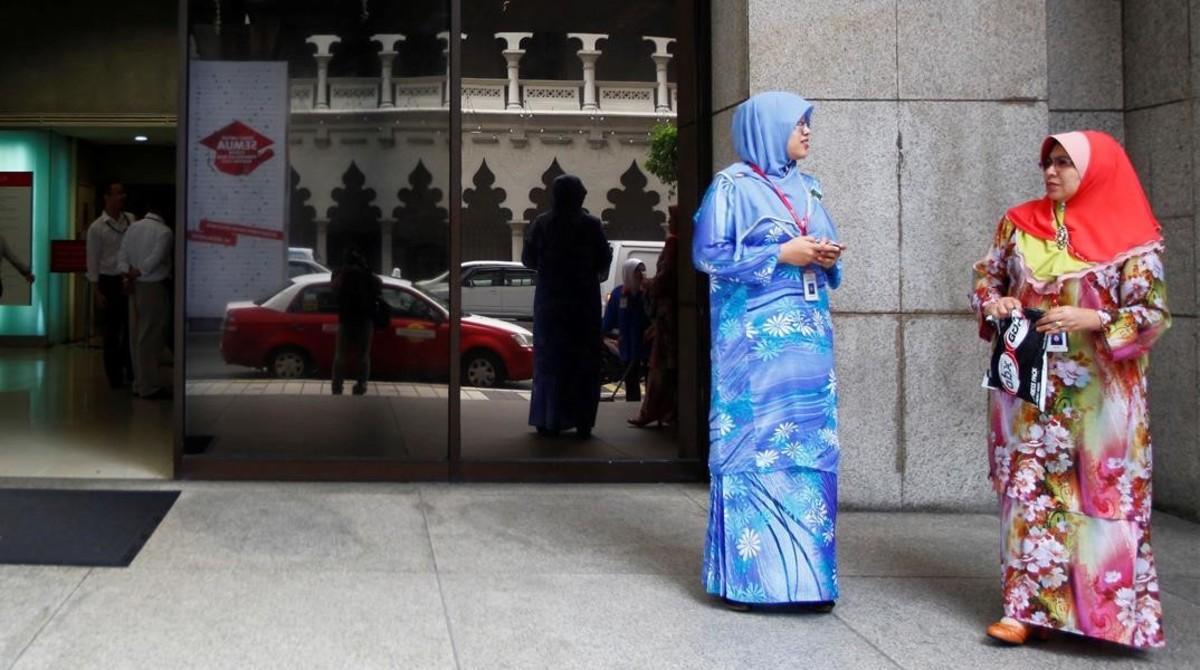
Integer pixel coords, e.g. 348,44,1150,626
1006,130,1162,264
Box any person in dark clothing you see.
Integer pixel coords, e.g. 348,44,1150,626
602,259,651,402
630,215,679,427
331,248,382,396
522,175,612,437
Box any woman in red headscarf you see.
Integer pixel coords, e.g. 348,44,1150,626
971,131,1170,648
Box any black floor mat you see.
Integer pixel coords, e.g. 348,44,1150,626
0,489,179,567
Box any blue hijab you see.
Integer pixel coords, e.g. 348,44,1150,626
694,91,840,288
733,92,813,177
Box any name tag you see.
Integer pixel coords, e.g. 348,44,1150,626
803,271,819,302
1046,332,1068,353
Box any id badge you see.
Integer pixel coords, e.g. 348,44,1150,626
803,271,820,302
1046,332,1068,353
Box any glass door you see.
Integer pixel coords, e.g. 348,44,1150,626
180,0,453,478
453,1,703,480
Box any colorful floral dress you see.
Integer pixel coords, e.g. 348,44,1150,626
971,217,1170,648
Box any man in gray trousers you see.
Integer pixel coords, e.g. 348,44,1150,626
118,199,173,400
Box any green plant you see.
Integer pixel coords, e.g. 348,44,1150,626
645,121,678,197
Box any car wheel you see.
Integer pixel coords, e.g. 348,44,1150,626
463,350,505,388
268,347,310,379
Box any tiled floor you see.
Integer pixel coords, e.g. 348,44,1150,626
0,346,171,479
1,482,1197,669
1,345,674,472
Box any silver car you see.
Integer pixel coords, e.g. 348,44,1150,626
417,261,536,319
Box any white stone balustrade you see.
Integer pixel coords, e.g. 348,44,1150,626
643,36,676,113
329,78,382,110
372,34,407,108
437,31,468,105
295,31,675,115
495,32,533,110
305,35,341,110
568,33,608,111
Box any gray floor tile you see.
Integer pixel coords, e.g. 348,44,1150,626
678,483,710,512
440,573,899,670
1153,513,1200,578
838,513,998,578
834,577,1200,669
0,568,88,669
132,485,436,572
421,485,707,575
12,569,456,670
1162,576,1200,606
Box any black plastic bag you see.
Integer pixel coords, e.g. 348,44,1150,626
982,307,1049,411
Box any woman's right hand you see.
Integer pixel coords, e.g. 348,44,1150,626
983,296,1023,320
779,236,838,266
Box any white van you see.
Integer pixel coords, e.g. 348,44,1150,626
601,239,665,305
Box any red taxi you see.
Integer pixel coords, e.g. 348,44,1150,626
220,273,533,387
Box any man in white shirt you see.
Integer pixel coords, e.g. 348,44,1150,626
119,200,174,400
86,181,135,388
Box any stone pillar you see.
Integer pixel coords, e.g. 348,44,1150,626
1119,1,1200,520
643,36,675,113
372,33,407,109
306,35,341,110
706,0,1052,510
316,219,329,263
496,32,534,110
569,33,608,111
508,220,529,262
437,31,468,107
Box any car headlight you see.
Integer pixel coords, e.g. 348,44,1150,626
511,331,533,347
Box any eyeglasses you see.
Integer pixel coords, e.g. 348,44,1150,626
1039,156,1075,171
794,120,810,132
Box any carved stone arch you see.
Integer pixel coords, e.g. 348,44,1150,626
393,160,449,280
462,159,513,262
327,161,382,270
289,166,317,251
523,158,566,223
602,160,666,240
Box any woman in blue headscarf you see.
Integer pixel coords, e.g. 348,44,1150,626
694,91,846,610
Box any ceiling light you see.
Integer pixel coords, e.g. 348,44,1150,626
133,135,149,142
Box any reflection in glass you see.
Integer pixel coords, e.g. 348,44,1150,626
184,0,450,461
458,1,682,461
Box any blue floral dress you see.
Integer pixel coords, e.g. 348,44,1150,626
695,158,842,604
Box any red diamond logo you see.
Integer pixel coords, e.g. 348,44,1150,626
199,120,276,176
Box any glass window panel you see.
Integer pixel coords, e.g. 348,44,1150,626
183,0,450,465
459,0,684,462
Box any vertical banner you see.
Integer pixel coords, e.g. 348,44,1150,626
187,61,288,319
0,172,34,306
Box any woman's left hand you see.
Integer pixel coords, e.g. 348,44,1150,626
1035,306,1104,334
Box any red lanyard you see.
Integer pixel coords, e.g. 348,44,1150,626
745,162,808,236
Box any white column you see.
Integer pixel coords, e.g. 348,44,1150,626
372,34,407,109
569,33,608,111
316,219,329,262
643,36,676,113
495,32,533,110
508,221,529,262
306,35,341,110
437,31,468,107
380,220,394,272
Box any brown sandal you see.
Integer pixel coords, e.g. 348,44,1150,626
986,617,1052,645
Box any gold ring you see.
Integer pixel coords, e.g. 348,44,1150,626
1055,321,1062,328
